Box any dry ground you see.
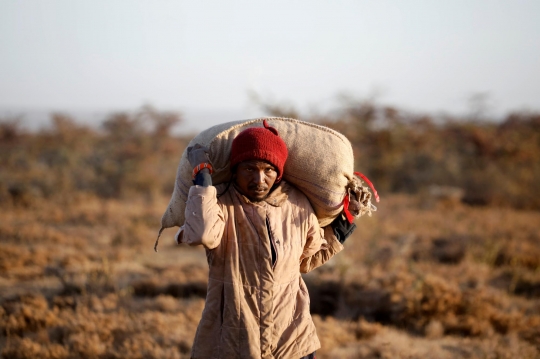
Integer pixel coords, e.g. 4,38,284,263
1,193,540,358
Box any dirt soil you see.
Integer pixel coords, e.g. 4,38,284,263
1,194,540,358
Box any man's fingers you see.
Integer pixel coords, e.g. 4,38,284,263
188,144,209,153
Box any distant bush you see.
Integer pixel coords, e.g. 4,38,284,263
1,102,539,209
0,106,188,205
264,99,540,210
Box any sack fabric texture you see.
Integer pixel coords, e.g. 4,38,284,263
160,117,355,231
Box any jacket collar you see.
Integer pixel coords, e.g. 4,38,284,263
233,181,290,207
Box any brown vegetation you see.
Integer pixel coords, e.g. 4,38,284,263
1,103,540,358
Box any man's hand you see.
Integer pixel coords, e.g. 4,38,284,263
187,144,213,187
187,144,210,168
330,215,356,244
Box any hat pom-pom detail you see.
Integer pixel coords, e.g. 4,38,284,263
263,119,279,136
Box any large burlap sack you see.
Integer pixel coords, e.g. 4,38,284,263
157,117,369,250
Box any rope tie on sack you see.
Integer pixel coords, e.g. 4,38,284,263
154,227,164,252
355,172,379,203
343,172,379,224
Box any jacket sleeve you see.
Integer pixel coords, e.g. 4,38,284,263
178,185,225,250
299,211,344,274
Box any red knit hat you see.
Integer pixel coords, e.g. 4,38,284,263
230,120,288,181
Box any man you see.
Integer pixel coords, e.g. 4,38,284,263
176,120,356,359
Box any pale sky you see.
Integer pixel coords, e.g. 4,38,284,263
1,0,539,131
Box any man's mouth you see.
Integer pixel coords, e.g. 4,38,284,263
250,187,268,194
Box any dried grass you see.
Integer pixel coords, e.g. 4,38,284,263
2,113,540,358
2,194,540,358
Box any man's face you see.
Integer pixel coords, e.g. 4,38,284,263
234,160,278,202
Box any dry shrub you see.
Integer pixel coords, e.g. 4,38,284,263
336,267,537,340
424,319,444,339
2,111,540,359
1,107,187,203
126,295,183,313
490,268,540,299
431,237,467,264
1,293,203,359
313,315,382,356
136,281,207,299
0,118,24,142
423,185,465,209
65,332,107,358
260,99,540,210
411,235,468,264
85,293,120,313
304,278,342,317
520,316,540,351
0,220,73,246
514,278,540,298
495,238,540,270
322,329,540,359
109,332,186,359
2,192,539,358
2,337,69,359
0,244,27,274
0,294,60,335
354,318,383,340
0,242,71,281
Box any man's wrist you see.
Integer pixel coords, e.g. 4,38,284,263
331,216,356,244
194,169,212,187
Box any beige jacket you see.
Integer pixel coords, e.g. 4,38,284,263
178,181,344,359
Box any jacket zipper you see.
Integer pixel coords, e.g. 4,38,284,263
266,216,278,269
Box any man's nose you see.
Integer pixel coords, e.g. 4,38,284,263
253,170,265,184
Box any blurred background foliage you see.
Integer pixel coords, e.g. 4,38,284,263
2,101,540,358
1,105,187,205
2,100,539,210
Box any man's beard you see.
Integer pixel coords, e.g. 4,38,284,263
233,182,271,202
247,184,269,202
